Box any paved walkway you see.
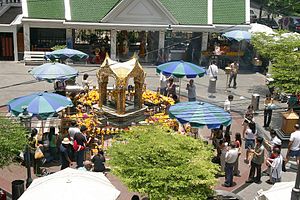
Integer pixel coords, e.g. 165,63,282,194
0,62,297,200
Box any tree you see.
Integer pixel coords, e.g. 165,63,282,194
251,32,300,92
256,0,300,18
0,117,28,168
107,125,219,200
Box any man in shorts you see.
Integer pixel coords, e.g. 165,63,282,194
286,124,300,165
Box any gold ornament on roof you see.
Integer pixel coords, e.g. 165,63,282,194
96,53,146,114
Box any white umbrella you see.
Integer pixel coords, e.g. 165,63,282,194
19,168,120,200
249,23,276,35
257,181,294,200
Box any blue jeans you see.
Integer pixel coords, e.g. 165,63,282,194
75,150,84,168
225,162,234,186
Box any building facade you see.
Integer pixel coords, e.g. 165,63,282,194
0,0,250,61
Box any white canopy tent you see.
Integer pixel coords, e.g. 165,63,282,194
256,181,294,200
249,23,276,35
19,168,120,200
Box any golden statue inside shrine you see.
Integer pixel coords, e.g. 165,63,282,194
96,54,146,115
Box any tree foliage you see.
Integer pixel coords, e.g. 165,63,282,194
107,125,218,200
0,117,28,168
256,0,300,16
251,32,300,92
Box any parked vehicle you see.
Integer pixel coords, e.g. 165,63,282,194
257,18,279,29
278,16,300,32
250,9,257,23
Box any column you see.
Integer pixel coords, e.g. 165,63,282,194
110,29,117,60
101,82,108,105
158,31,165,53
245,0,250,24
98,82,103,108
207,0,213,24
201,32,208,51
23,23,30,51
13,26,18,61
66,28,73,48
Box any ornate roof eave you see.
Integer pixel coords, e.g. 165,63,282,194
22,17,217,32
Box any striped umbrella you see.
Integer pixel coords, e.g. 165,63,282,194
8,92,73,119
45,48,88,61
29,63,78,82
156,61,206,78
169,101,232,129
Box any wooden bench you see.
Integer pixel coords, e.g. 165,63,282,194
24,51,49,65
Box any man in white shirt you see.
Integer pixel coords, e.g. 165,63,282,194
266,148,283,184
266,129,282,151
68,120,80,141
220,95,234,134
159,73,167,96
208,60,219,80
224,142,239,187
286,124,300,165
186,79,196,101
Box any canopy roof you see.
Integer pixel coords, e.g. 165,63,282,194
98,54,145,84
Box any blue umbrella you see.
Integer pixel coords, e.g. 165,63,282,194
169,101,232,129
156,61,206,78
222,30,251,42
156,61,206,98
29,63,78,82
8,92,73,119
45,48,88,61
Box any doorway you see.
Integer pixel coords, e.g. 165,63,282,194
0,33,14,61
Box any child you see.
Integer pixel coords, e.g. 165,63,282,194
266,148,283,184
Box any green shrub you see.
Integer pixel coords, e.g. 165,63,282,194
107,125,218,200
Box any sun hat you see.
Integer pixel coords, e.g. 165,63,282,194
62,137,71,144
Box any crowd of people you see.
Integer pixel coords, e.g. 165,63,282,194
28,122,106,176
209,92,300,188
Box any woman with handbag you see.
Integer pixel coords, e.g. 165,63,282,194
29,129,44,176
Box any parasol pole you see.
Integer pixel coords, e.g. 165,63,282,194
41,119,44,134
237,42,241,64
101,133,104,149
178,78,181,101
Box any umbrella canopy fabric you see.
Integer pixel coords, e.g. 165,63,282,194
257,181,294,200
8,92,73,119
169,101,232,129
29,63,78,81
249,23,276,35
45,48,88,61
19,168,120,200
223,30,252,42
156,61,206,78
